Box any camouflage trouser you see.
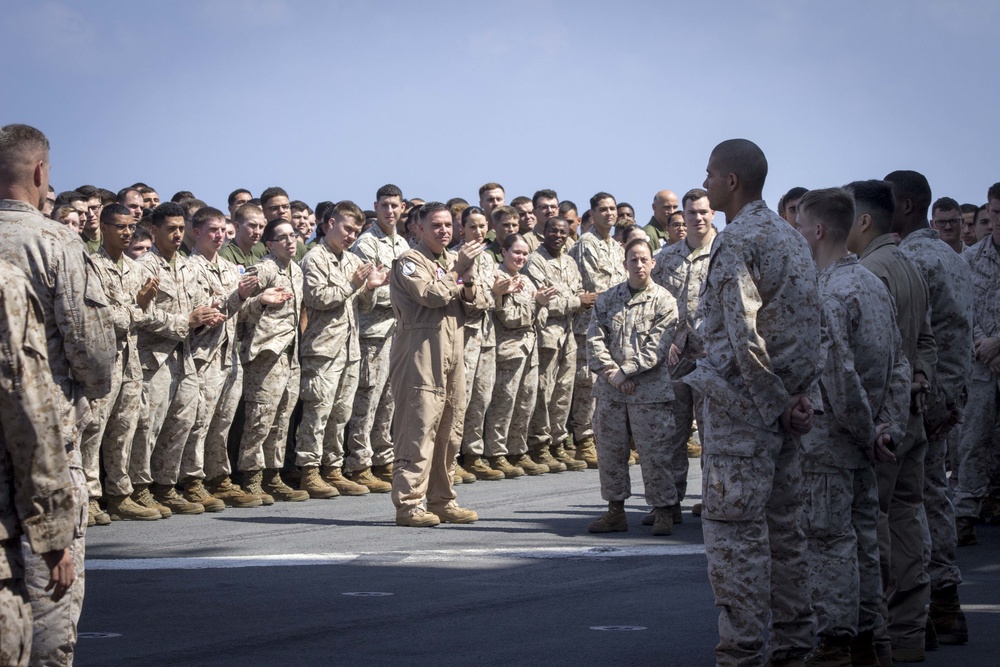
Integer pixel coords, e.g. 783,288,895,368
946,422,962,491
80,354,121,499
593,399,676,507
876,420,929,652
923,432,961,591
81,353,141,498
0,580,30,667
295,352,359,469
130,350,199,486
24,466,87,667
802,464,883,639
668,379,702,502
527,337,575,452
390,358,465,515
569,333,594,444
180,356,242,482
483,350,538,457
700,401,814,666
238,351,300,472
345,336,394,473
954,377,1000,519
461,338,496,458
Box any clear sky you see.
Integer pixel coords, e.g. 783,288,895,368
2,0,995,220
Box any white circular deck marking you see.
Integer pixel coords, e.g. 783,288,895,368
342,592,393,597
590,626,647,631
78,632,122,639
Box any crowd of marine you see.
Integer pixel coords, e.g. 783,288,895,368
1,123,999,666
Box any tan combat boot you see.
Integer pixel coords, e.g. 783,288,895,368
686,434,702,458
321,466,370,496
531,448,566,473
263,469,309,502
299,466,339,499
132,484,172,518
651,506,673,536
552,444,587,472
487,455,524,479
573,436,599,469
463,456,505,481
428,502,479,524
509,453,547,476
106,495,160,521
151,483,205,515
372,462,393,483
395,507,441,528
88,499,111,527
183,479,226,512
643,504,683,526
453,460,476,484
692,502,703,517
452,469,464,485
347,467,392,493
243,470,275,506
206,475,262,508
588,500,627,533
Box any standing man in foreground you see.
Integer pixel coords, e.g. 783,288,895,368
0,123,115,667
684,139,821,666
389,202,488,527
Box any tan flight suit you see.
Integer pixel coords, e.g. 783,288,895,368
570,230,625,449
238,254,303,472
388,242,488,517
0,201,114,667
523,245,583,454
297,243,374,469
483,266,544,458
182,252,247,482
651,235,713,502
82,248,146,498
133,246,201,488
345,224,409,474
684,201,821,666
587,281,678,506
460,250,498,457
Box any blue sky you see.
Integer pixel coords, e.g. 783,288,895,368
3,0,995,219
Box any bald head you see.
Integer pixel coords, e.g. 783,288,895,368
710,139,768,196
652,189,679,225
0,124,50,208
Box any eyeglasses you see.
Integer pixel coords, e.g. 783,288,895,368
270,234,296,243
110,223,137,232
932,219,961,228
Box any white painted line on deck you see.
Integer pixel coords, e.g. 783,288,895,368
88,544,706,570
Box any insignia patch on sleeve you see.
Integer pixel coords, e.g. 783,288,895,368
401,260,416,276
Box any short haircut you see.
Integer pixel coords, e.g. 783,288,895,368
624,237,652,258
76,184,100,199
417,201,449,222
544,215,568,233
171,190,195,203
100,203,132,224
150,202,186,227
234,203,264,226
98,188,116,205
844,180,895,235
260,186,289,207
987,183,1000,202
191,206,226,229
711,139,768,194
931,197,960,216
617,202,634,212
261,218,293,243
797,188,855,240
782,186,808,204
682,188,709,209
330,200,364,225
228,188,252,206
180,198,206,220
479,182,504,196
589,192,615,210
52,205,78,223
491,205,519,226
533,189,558,207
290,199,309,214
616,223,638,241
131,182,149,189
54,190,85,206
446,197,469,209
0,124,49,183
315,201,335,224
461,206,487,226
138,186,157,196
449,201,469,218
376,184,403,201
559,200,578,215
510,195,531,208
131,226,153,244
960,203,979,215
501,233,526,252
115,187,140,205
884,170,932,213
